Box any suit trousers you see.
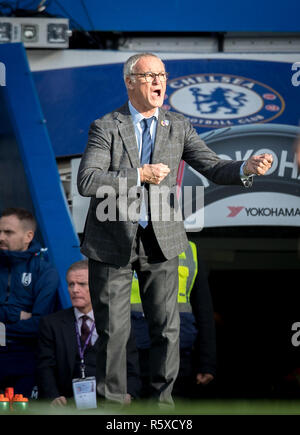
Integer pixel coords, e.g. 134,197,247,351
88,223,179,404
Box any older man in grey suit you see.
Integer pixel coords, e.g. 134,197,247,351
77,52,273,405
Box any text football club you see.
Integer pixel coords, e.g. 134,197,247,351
165,73,285,128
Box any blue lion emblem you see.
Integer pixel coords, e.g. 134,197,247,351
190,86,248,115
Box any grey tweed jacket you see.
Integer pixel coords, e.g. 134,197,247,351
77,102,244,266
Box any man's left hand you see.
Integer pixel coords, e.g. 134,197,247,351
124,394,132,405
243,153,273,176
196,373,214,385
20,311,32,320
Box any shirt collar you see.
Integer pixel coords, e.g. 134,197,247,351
128,100,159,125
74,307,94,322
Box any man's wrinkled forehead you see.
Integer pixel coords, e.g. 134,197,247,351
67,268,89,282
133,56,166,73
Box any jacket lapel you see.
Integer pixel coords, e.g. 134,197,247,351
152,108,171,164
114,104,171,166
115,103,140,168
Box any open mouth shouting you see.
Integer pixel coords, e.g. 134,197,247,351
153,88,161,98
150,86,165,106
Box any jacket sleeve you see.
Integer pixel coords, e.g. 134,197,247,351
77,120,139,198
36,315,61,399
182,118,244,186
5,263,59,338
190,251,217,377
0,305,21,323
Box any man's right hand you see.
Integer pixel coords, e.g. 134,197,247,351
20,311,32,320
51,396,68,407
139,163,170,184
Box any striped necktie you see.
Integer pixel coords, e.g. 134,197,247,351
80,315,91,347
140,117,154,165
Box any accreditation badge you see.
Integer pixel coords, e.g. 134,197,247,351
72,376,97,410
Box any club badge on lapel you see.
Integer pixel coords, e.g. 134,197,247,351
161,120,169,127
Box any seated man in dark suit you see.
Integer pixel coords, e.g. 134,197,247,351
37,260,140,406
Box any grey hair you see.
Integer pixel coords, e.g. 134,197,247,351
66,259,89,277
123,52,165,83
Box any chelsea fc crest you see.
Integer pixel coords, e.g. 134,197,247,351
164,73,285,128
21,272,32,286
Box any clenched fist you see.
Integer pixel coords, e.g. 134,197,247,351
139,163,170,184
243,153,273,176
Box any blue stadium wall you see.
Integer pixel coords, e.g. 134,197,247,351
0,43,83,308
34,0,300,32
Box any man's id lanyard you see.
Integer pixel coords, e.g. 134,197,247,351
75,319,96,379
72,319,97,410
